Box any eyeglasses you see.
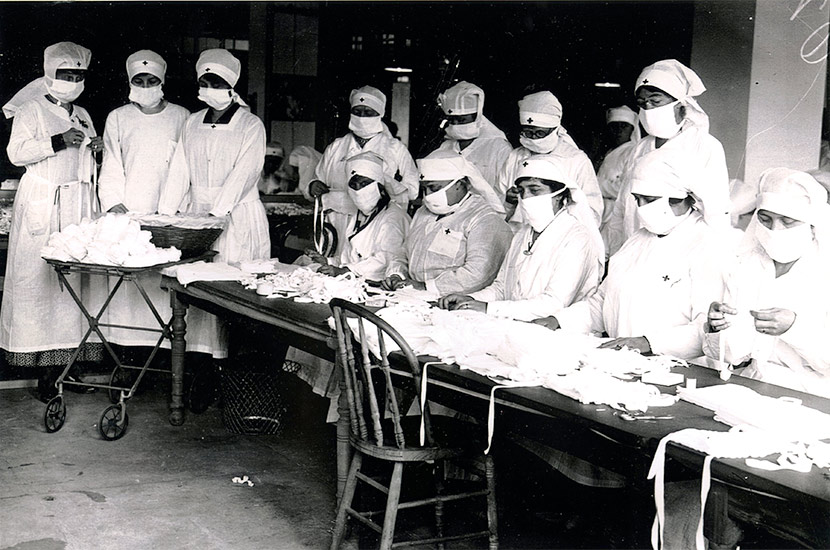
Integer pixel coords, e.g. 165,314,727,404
520,127,555,139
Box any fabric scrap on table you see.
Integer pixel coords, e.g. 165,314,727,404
163,261,244,286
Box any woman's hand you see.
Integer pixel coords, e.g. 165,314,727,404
318,265,349,277
308,180,330,198
108,204,128,214
62,128,85,148
437,294,473,310
707,302,737,333
380,275,424,291
87,136,104,154
531,316,560,331
750,308,796,336
303,248,328,266
598,336,652,353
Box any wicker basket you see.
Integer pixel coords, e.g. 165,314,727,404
140,225,224,258
220,365,287,436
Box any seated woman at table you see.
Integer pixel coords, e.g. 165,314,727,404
704,167,830,397
533,151,732,360
382,150,512,295
303,151,409,282
437,157,603,321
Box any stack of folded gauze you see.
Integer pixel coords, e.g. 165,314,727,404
41,213,181,267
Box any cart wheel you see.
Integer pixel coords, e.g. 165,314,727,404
108,366,133,404
99,404,129,441
44,395,66,433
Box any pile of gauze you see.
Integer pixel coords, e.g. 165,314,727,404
41,214,181,267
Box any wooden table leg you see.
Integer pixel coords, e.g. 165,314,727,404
169,289,188,426
704,483,742,549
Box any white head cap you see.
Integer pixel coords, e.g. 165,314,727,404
630,153,691,200
417,149,504,213
438,81,483,117
349,86,386,116
44,41,91,81
127,50,166,83
515,157,576,191
635,59,705,101
606,105,637,127
518,91,562,128
196,49,241,87
757,167,828,225
346,151,385,183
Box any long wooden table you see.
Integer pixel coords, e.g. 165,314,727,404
159,277,830,548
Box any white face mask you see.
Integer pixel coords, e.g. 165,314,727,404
348,182,382,215
636,196,691,236
198,87,233,110
48,79,84,103
519,189,566,233
756,222,814,263
639,101,683,139
423,179,464,215
349,115,383,139
519,132,560,154
445,121,480,140
129,84,164,109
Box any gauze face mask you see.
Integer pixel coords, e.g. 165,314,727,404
636,196,691,236
639,101,683,139
519,132,559,154
445,121,480,141
48,79,85,103
423,179,464,215
349,115,383,139
129,84,164,109
348,182,382,215
519,188,566,233
756,222,814,263
198,87,233,110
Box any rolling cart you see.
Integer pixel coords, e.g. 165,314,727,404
42,252,215,440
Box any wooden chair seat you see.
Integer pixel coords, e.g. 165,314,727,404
329,298,498,550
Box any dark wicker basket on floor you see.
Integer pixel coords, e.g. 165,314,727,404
220,365,287,436
140,225,224,258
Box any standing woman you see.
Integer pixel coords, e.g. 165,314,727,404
98,50,189,348
158,48,270,358
1,42,103,395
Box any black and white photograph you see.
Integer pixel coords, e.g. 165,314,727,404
1,1,829,549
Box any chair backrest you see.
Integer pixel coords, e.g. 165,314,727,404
330,298,432,450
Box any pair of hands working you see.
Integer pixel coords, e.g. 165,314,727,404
707,302,795,336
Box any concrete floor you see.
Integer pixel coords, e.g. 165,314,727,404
0,372,340,550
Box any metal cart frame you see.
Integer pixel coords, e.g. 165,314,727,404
42,252,215,440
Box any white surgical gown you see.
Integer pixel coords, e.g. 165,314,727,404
470,210,601,322
0,96,97,354
315,130,418,256
434,116,512,189
496,144,604,227
159,104,271,358
596,140,636,230
702,243,830,397
386,194,512,295
97,102,190,348
556,212,728,359
604,126,730,257
336,202,409,282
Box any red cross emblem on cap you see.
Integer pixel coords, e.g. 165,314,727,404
642,79,649,85
142,60,149,65
351,170,356,175
359,97,365,102
419,174,425,180
448,109,453,114
526,117,533,124
522,162,529,167
76,61,81,67
205,67,211,72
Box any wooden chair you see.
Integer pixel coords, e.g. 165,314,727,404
329,298,498,550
